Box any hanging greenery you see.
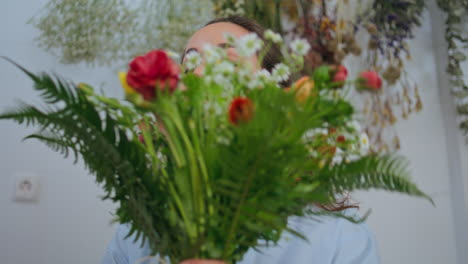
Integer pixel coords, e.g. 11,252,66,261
436,0,468,133
30,0,213,66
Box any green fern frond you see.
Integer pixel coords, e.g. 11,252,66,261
2,57,80,105
320,155,434,205
0,103,49,126
23,131,78,162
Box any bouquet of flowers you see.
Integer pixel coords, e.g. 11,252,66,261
0,32,431,263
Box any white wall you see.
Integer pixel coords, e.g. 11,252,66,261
0,1,466,264
1,1,118,264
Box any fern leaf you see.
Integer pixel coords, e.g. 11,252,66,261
320,155,434,205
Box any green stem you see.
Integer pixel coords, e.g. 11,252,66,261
222,158,260,260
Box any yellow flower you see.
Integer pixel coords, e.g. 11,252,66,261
319,160,326,169
118,72,136,94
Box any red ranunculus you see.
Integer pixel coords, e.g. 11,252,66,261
331,65,348,88
336,135,346,143
359,71,382,91
229,97,254,125
126,50,180,101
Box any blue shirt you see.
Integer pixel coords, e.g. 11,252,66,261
102,209,380,264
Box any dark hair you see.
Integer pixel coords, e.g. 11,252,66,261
184,16,291,87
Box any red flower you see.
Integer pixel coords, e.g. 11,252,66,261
126,50,180,100
331,65,348,88
359,71,382,91
229,97,254,125
336,135,346,143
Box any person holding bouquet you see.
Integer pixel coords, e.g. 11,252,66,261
101,16,380,264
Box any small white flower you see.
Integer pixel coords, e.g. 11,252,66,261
272,63,291,83
213,61,235,76
332,148,344,165
184,51,202,71
223,32,237,46
202,44,223,64
237,68,251,83
360,133,370,153
235,33,263,57
348,120,362,132
264,29,282,43
213,74,228,86
303,128,327,139
255,69,273,83
290,38,311,56
247,78,262,89
345,154,360,163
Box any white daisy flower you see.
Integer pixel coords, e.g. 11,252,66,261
237,68,251,82
235,33,263,57
332,148,344,165
360,133,370,153
247,78,262,90
272,63,291,83
255,69,274,83
184,51,202,71
345,154,360,163
223,32,237,46
213,73,233,90
290,38,311,56
264,29,282,43
202,44,223,64
348,120,362,132
213,61,235,76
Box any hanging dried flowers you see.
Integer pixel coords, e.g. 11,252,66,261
353,0,426,152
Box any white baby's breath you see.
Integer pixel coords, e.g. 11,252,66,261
184,51,202,71
290,38,311,56
235,33,263,57
272,63,291,83
264,29,282,43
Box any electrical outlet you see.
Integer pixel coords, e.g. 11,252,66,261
13,173,40,202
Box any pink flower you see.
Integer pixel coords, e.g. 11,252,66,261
331,65,348,88
359,71,382,91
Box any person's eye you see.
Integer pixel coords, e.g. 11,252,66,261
218,43,234,49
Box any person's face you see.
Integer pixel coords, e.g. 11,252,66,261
183,22,260,75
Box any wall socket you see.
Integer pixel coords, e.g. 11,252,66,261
13,173,40,202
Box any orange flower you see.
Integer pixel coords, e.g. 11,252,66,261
290,76,315,103
228,97,254,125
